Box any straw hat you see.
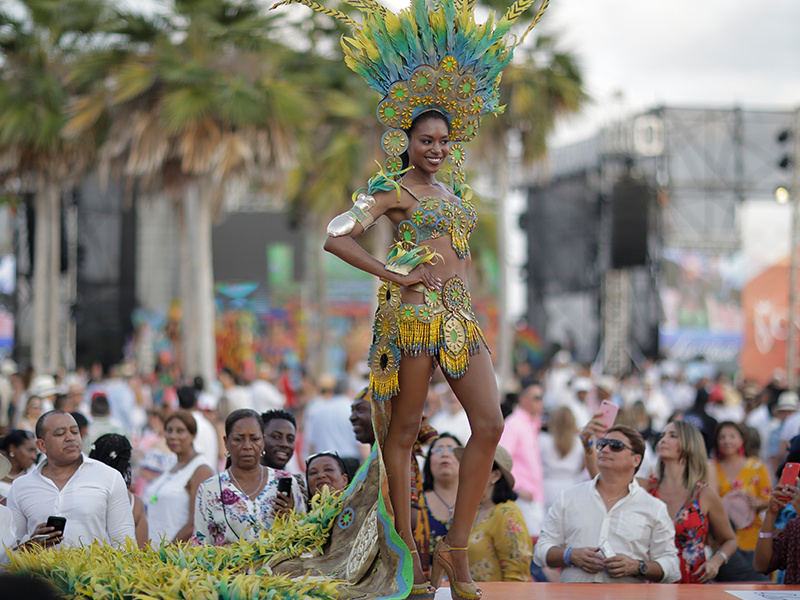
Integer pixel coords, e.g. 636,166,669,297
454,444,515,489
0,454,10,481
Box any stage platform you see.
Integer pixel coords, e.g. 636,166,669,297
431,583,795,599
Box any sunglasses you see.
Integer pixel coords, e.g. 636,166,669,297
430,445,457,456
596,438,634,453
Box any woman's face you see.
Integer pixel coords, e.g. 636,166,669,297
429,436,460,482
406,116,450,175
225,417,264,470
11,438,38,470
25,397,43,419
656,422,681,460
717,425,743,458
165,418,195,457
306,455,348,495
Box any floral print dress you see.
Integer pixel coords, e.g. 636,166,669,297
193,468,305,546
651,481,708,583
467,501,532,582
712,457,772,551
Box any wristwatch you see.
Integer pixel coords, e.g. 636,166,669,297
638,560,648,577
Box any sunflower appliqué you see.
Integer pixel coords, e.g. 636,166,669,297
369,282,403,402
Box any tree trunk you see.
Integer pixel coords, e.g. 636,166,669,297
31,183,50,374
47,185,61,372
178,194,198,379
194,184,216,386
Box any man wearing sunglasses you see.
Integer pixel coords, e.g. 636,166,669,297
533,424,679,583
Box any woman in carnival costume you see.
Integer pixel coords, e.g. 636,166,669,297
274,0,550,597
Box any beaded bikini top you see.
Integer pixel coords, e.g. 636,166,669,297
396,184,477,259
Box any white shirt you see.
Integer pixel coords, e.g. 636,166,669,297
192,410,219,471
6,455,135,549
145,454,213,545
533,476,680,583
250,379,286,413
780,410,800,443
0,503,16,564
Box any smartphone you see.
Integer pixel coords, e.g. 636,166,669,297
598,539,615,558
277,477,293,496
778,462,800,501
46,515,66,535
598,400,619,430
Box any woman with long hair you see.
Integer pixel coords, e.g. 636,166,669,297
421,434,463,560
144,410,214,544
649,421,737,582
194,409,305,546
540,407,587,510
708,421,772,551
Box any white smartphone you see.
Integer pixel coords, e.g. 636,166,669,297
598,539,615,558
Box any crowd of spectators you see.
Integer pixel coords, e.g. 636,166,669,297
0,350,798,586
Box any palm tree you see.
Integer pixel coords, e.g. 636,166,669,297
67,0,314,383
0,0,110,373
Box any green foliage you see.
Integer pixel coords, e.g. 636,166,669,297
7,488,346,600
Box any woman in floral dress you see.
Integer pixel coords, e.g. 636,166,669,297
708,421,772,551
455,445,531,582
648,421,737,583
193,409,304,545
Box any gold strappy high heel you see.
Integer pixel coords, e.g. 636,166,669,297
430,539,482,600
408,549,435,600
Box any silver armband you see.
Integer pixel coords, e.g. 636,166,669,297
326,192,377,237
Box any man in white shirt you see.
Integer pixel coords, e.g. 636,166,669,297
250,363,286,413
177,386,219,470
6,410,135,549
533,424,679,583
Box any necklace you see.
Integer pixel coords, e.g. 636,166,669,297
229,466,265,501
432,488,455,516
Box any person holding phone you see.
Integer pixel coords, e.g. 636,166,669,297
6,410,134,549
534,425,680,583
193,409,304,546
753,470,800,583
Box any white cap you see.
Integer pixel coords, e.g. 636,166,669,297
776,391,799,412
572,377,592,393
30,374,59,397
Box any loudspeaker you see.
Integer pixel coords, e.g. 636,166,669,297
611,178,650,268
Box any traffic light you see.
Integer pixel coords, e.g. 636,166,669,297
778,128,793,170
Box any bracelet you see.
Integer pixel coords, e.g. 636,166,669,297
582,438,594,449
758,531,774,539
715,550,729,564
564,547,573,566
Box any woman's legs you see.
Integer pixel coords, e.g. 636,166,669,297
441,349,504,582
385,353,433,583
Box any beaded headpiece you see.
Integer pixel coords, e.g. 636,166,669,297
274,0,549,184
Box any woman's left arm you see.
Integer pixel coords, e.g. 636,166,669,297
174,464,214,542
494,505,533,582
695,486,738,582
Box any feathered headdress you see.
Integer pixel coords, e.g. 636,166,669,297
273,0,549,183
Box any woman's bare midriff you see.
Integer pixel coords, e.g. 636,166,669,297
398,236,470,303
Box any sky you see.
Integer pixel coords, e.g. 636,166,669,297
542,0,800,144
